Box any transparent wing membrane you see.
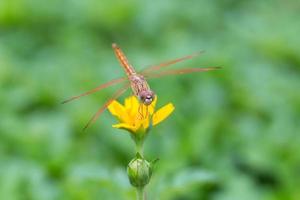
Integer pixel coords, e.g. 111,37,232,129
62,77,127,104
83,84,130,131
143,67,221,79
141,51,204,74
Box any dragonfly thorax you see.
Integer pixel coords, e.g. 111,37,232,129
129,74,155,106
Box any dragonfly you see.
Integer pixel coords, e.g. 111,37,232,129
63,43,220,130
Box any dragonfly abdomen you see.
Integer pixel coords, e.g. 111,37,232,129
112,43,136,77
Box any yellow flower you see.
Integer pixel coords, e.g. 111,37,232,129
108,96,174,133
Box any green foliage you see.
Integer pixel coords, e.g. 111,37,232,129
1,0,300,199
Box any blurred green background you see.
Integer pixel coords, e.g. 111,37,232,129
1,0,300,199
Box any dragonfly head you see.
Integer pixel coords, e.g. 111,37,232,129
139,90,155,106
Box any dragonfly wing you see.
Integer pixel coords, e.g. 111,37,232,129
143,67,221,79
141,51,204,74
62,77,127,104
83,83,130,131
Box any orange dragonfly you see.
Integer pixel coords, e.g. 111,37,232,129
63,43,220,130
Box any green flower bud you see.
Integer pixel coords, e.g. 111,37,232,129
127,154,152,188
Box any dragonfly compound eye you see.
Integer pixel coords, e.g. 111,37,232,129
144,96,153,105
139,91,155,105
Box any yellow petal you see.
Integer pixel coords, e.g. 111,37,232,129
112,123,139,132
125,96,140,118
152,103,175,126
109,95,175,134
151,95,157,108
125,96,137,109
141,117,150,130
108,100,129,122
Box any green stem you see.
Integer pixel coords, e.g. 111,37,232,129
135,138,145,200
136,187,145,200
136,140,144,156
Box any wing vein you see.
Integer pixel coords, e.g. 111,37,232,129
83,84,130,131
62,77,127,104
144,67,221,79
141,51,204,74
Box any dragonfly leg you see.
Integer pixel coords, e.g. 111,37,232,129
137,103,144,120
145,105,149,118
137,103,152,121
